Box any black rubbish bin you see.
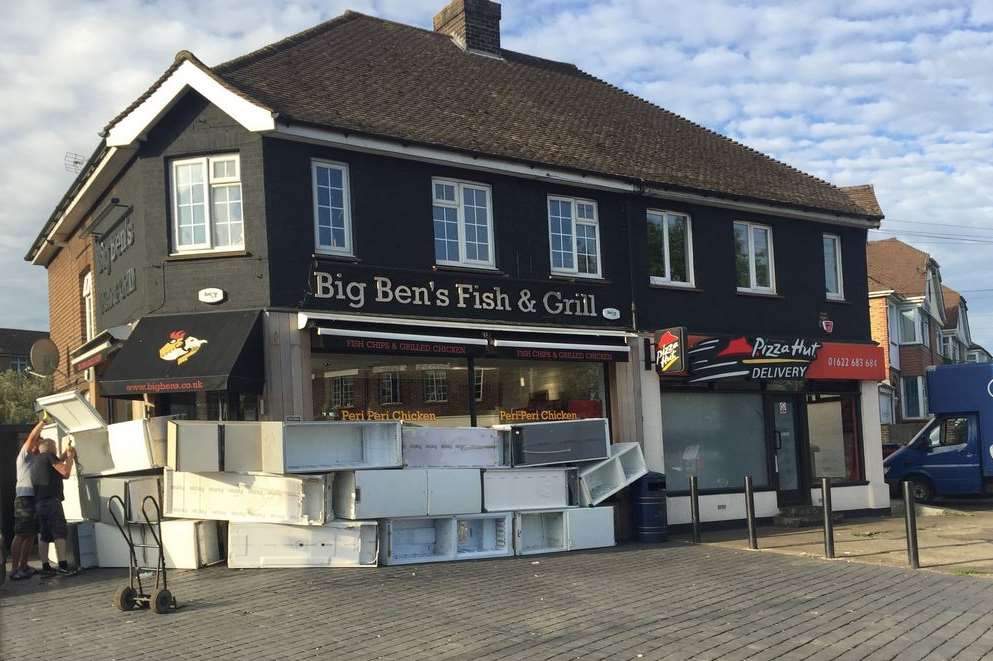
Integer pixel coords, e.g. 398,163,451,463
633,472,667,542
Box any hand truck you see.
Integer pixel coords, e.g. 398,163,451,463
108,494,178,614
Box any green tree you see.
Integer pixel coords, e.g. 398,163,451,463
0,371,53,424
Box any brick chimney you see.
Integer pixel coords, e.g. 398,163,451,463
433,0,502,56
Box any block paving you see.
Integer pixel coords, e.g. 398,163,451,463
3,542,993,660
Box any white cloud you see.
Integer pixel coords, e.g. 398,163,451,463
3,0,993,349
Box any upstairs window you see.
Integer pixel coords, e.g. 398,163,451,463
171,154,243,252
647,210,694,287
312,160,353,256
823,234,844,300
379,371,402,405
549,196,601,277
432,179,495,268
423,369,449,403
733,221,775,293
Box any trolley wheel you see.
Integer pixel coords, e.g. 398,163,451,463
152,588,174,614
113,585,137,611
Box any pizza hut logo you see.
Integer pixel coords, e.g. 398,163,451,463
159,330,207,365
655,328,687,375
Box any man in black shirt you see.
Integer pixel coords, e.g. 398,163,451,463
32,439,75,576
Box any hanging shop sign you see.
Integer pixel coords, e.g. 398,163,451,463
306,262,632,328
683,335,884,383
655,327,688,376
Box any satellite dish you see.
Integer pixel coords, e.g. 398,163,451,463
30,338,59,376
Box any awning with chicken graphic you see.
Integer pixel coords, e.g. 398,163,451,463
99,309,263,396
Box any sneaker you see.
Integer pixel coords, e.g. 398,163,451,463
55,566,78,576
9,569,28,580
39,566,57,577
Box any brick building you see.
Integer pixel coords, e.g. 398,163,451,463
867,238,947,443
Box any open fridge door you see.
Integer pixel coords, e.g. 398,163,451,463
36,391,112,475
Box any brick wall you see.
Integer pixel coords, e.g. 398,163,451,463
46,229,93,395
433,0,502,55
869,297,891,378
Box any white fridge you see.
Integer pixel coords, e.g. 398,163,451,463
379,516,457,565
94,519,222,569
455,512,513,560
333,469,481,519
577,443,648,506
401,426,507,467
163,470,332,525
260,421,403,473
228,521,379,568
482,468,572,511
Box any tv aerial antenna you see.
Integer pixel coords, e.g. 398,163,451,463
64,152,86,174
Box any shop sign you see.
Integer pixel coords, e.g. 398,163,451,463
95,215,134,276
687,336,822,383
307,263,631,327
319,334,484,358
504,347,625,362
198,288,226,304
655,327,687,376
100,267,137,314
805,343,885,381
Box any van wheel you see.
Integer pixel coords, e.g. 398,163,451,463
907,477,934,503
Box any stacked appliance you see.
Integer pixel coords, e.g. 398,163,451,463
37,392,647,569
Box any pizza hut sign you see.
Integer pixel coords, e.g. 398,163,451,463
655,327,687,376
687,336,822,383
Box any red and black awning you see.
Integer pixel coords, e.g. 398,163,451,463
99,309,264,396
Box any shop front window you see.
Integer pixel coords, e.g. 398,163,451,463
312,354,471,426
473,359,606,427
806,393,863,482
156,391,259,421
661,391,768,492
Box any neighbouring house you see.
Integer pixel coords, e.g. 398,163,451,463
25,0,890,526
940,287,972,364
867,238,946,444
967,343,992,363
0,328,48,373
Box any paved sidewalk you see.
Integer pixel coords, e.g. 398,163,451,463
699,502,993,578
5,543,993,660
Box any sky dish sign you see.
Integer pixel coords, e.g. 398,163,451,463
312,270,620,320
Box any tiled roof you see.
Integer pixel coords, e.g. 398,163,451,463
942,286,962,330
840,185,882,216
202,11,877,219
0,329,48,357
866,238,932,298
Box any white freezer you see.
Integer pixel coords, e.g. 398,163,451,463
62,476,100,521
334,469,427,519
49,520,98,569
427,469,481,515
577,443,648,506
167,421,222,472
260,421,403,473
223,422,264,472
94,519,222,569
94,475,162,524
565,506,616,551
455,512,513,560
514,510,568,555
227,521,379,568
163,470,332,525
495,418,611,467
482,468,571,511
401,427,507,468
380,516,457,565
36,391,170,476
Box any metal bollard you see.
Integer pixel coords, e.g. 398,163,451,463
821,477,835,559
689,475,701,544
744,475,758,550
903,481,920,569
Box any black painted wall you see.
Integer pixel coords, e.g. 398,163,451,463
91,92,270,329
627,199,872,343
262,137,634,327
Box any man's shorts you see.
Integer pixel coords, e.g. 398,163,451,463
13,496,36,535
36,498,67,543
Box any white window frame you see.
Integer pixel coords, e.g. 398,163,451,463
647,209,694,287
82,271,95,342
423,369,449,403
879,387,895,425
379,371,402,405
902,376,928,420
733,221,776,294
886,300,901,371
170,154,244,254
548,195,603,278
311,159,354,257
432,178,496,269
823,233,844,300
10,355,29,373
330,375,355,409
899,307,927,346
474,367,484,402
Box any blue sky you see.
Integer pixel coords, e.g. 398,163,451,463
2,0,992,347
